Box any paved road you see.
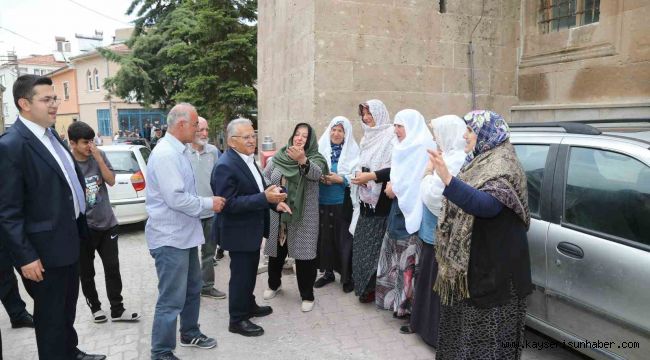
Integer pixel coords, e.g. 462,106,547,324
0,223,589,359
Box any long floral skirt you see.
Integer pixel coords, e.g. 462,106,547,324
375,232,422,317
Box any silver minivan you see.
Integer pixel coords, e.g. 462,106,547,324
510,120,650,360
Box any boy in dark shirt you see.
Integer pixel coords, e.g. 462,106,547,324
68,121,140,323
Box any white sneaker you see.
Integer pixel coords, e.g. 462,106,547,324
263,285,281,300
301,300,314,312
92,309,108,323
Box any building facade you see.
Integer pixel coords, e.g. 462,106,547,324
0,84,4,133
257,0,650,142
0,54,66,130
70,44,166,141
48,66,79,135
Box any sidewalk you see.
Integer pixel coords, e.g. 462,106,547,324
0,224,584,360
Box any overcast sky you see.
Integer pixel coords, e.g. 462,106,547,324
0,0,138,58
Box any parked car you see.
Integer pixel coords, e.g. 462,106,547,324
114,136,150,149
510,120,650,360
99,144,150,225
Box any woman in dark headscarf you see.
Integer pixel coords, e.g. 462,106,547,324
429,110,532,360
262,123,329,312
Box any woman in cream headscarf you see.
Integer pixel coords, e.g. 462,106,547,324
350,99,395,302
403,115,467,346
375,109,435,318
314,116,360,292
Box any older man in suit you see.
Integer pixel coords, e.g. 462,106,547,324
211,118,291,337
0,75,105,360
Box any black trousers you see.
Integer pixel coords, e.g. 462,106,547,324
268,242,317,301
0,255,29,322
23,263,79,360
228,250,260,324
79,226,124,316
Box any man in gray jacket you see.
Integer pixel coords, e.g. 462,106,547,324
187,116,226,299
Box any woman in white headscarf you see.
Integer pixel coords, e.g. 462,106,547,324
375,109,436,318
314,116,360,293
350,99,395,302
403,115,467,346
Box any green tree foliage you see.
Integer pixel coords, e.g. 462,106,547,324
101,0,257,133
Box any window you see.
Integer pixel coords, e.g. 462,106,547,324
34,69,40,75
539,0,600,33
87,70,93,91
564,147,650,245
18,67,27,75
104,151,140,174
94,69,100,91
139,147,151,164
97,109,112,137
118,109,167,133
514,145,550,216
63,82,70,100
0,75,4,86
41,69,47,76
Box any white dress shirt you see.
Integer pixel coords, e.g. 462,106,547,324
235,150,264,192
19,116,82,217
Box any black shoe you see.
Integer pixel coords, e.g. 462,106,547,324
342,281,354,293
314,272,335,288
249,305,273,318
75,350,107,360
399,324,414,334
11,313,34,328
228,319,264,337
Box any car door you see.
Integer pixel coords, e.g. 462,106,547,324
545,137,650,360
512,137,560,325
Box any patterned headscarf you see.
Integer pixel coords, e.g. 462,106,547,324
463,110,510,165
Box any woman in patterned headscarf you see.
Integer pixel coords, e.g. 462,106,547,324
350,99,396,302
428,110,532,360
262,123,329,313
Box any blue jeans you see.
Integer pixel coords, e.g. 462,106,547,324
150,246,202,358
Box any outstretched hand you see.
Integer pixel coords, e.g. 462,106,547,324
276,202,292,214
427,149,453,185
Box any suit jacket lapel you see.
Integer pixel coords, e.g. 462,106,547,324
228,149,263,192
14,119,68,184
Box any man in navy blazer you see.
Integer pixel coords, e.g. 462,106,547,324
0,75,105,360
211,118,291,337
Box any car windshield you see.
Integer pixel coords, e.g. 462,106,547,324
105,151,141,174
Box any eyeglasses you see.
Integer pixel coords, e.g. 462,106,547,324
231,134,257,141
33,96,61,106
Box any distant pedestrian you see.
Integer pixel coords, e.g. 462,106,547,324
68,121,140,324
146,103,225,359
93,131,103,146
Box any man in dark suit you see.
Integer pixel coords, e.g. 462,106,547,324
0,241,34,329
0,75,105,360
211,118,291,337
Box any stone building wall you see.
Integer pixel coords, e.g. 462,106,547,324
258,0,520,143
512,0,650,122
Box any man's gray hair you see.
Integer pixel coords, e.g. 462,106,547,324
227,117,253,138
167,103,196,128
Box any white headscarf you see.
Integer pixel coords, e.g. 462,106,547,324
391,109,436,234
420,115,467,217
357,99,395,206
318,116,360,179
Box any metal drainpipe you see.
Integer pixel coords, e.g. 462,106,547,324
468,0,486,111
106,57,113,134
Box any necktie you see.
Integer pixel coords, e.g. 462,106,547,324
46,129,86,214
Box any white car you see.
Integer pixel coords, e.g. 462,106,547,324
99,144,150,225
